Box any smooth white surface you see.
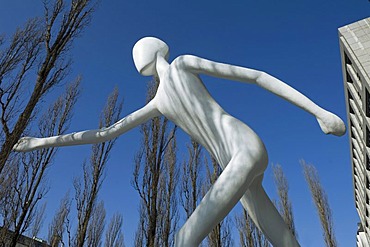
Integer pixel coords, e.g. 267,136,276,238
14,37,346,247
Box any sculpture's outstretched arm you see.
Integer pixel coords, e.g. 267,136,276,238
174,55,346,136
13,100,161,152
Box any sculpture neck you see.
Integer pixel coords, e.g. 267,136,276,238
156,54,169,78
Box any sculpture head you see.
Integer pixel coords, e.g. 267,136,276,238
133,37,169,76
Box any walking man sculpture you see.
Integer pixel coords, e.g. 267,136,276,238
14,37,346,247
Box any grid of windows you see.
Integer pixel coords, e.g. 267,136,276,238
340,17,370,246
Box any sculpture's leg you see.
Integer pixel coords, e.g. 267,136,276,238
240,175,300,247
174,153,264,247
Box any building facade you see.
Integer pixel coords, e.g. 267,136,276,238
0,227,50,247
339,17,370,247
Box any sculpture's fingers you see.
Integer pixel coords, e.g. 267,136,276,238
13,138,26,152
317,112,346,136
13,137,35,152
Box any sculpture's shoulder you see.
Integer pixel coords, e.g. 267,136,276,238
171,54,199,70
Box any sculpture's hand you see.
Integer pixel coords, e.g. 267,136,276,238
317,111,346,136
13,137,42,152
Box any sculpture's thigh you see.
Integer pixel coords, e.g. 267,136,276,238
174,153,261,247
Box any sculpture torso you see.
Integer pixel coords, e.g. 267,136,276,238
155,57,266,168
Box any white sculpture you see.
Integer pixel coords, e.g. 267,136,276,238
13,37,346,247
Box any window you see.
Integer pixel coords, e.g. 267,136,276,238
367,127,370,147
349,103,354,114
348,90,353,100
366,89,370,117
345,52,352,65
367,154,370,171
347,72,353,84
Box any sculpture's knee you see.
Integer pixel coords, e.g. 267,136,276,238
236,141,268,178
224,154,264,194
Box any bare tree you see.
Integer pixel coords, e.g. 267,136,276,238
0,0,97,174
204,157,233,247
0,156,19,245
158,134,178,247
132,79,178,247
86,201,106,247
235,209,269,247
31,202,46,239
0,0,98,243
180,140,233,247
180,140,203,219
272,164,297,238
134,204,145,247
301,160,337,247
73,88,122,247
0,79,80,246
206,217,233,247
48,193,71,247
105,213,125,247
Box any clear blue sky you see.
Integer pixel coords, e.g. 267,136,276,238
1,0,370,246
